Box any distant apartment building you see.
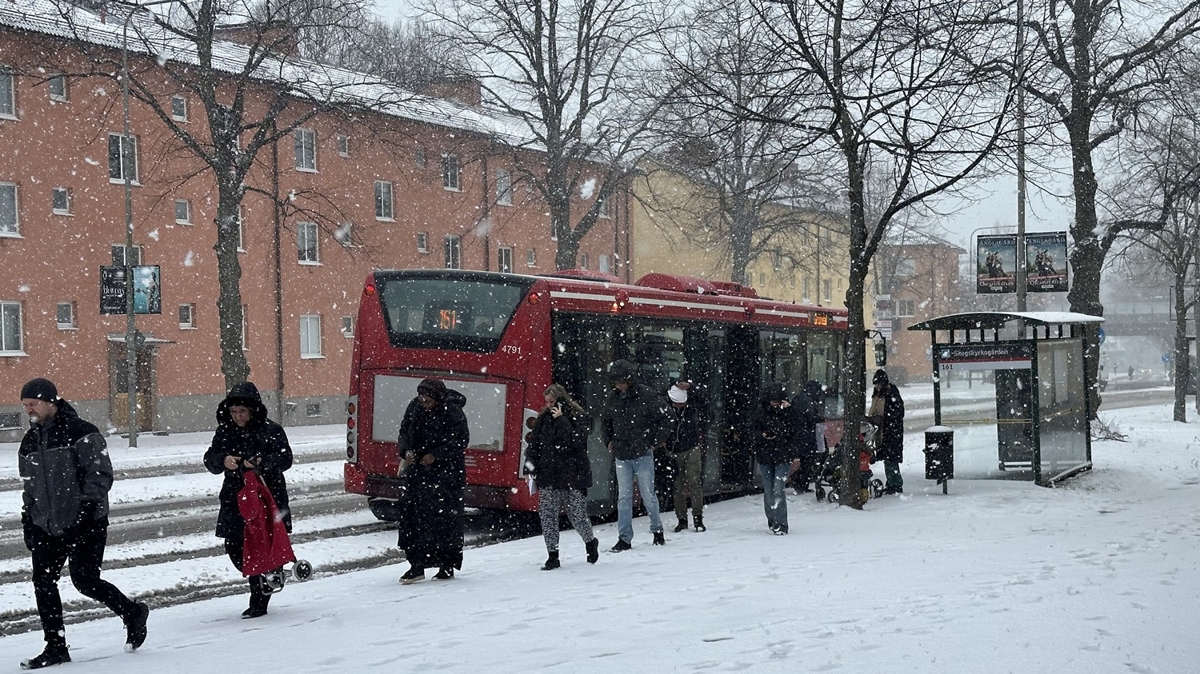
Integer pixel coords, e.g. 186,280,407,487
0,3,621,438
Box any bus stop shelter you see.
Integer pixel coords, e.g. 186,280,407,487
907,311,1102,486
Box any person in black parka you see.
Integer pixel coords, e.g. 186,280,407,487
397,378,469,585
524,384,598,570
790,380,826,493
18,378,149,669
203,381,293,619
867,369,906,494
751,382,800,535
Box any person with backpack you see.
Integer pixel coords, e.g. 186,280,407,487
666,383,707,533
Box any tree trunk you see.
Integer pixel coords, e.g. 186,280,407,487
214,191,251,390
839,155,868,510
1174,272,1189,422
1065,121,1104,420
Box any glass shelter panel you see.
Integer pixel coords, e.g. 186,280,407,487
1037,340,1089,480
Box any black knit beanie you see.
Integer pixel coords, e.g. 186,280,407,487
20,378,58,402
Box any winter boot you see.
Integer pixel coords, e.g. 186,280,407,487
433,567,455,581
20,640,69,670
610,539,632,552
694,514,706,532
541,551,561,571
653,531,665,546
400,566,425,585
673,516,688,533
585,538,600,564
124,601,150,651
242,578,269,619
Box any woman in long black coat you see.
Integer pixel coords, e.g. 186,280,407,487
203,382,293,618
524,384,599,570
397,378,469,584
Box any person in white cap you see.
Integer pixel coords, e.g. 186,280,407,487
665,382,706,532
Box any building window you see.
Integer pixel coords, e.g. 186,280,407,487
242,305,249,350
305,402,322,417
896,257,917,277
297,221,319,263
170,94,188,121
417,232,429,253
415,147,426,168
174,199,192,225
444,235,461,269
599,254,612,274
442,154,460,190
107,133,138,183
498,246,513,273
0,301,21,353
579,253,588,269
526,248,537,267
179,303,195,328
52,187,71,215
0,183,17,235
374,180,393,220
294,128,317,171
822,279,832,303
0,412,21,431
111,244,143,267
896,298,916,317
48,74,67,102
56,302,75,329
340,315,354,337
495,168,512,206
803,277,810,299
299,314,322,357
0,68,13,118
337,134,350,157
597,193,610,218
236,208,245,252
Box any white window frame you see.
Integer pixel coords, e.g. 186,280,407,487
597,192,610,218
337,134,350,157
111,244,143,267
498,246,513,273
174,198,192,225
340,315,355,338
170,94,188,122
299,314,322,358
526,248,537,268
822,279,832,303
417,232,429,253
108,133,139,184
56,302,76,330
896,298,916,318
294,128,317,172
0,301,23,355
495,168,512,206
442,154,460,191
52,187,71,216
599,254,612,274
0,182,18,236
241,306,249,350
179,303,196,329
297,221,319,264
374,180,394,220
579,253,589,269
236,208,245,252
0,68,14,119
48,74,68,102
444,234,462,269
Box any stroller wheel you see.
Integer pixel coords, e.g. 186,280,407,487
870,479,885,499
815,486,825,501
826,490,839,504
293,559,314,581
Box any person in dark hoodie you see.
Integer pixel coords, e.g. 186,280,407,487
18,378,149,669
203,382,294,619
397,378,469,584
602,359,669,551
867,369,906,494
524,384,599,570
666,382,707,533
751,382,800,534
791,380,826,494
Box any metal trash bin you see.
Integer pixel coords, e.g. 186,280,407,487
924,426,954,493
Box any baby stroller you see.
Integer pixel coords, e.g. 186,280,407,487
813,423,885,503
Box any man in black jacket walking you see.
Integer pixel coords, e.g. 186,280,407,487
18,378,149,669
602,360,668,551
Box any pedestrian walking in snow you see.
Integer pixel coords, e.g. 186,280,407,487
396,378,469,584
752,383,800,534
524,384,599,570
601,359,669,551
17,378,149,669
203,382,294,619
666,382,706,533
791,380,826,494
867,369,905,494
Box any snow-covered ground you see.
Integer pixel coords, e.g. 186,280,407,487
0,404,1197,672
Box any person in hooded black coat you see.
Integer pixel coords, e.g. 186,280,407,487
790,380,826,493
203,382,293,619
524,384,599,570
867,369,905,494
751,383,800,534
397,378,469,585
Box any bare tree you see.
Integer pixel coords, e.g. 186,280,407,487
754,0,1013,508
1015,0,1200,412
41,0,407,388
645,0,836,286
420,0,666,270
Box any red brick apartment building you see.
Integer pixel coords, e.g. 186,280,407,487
0,3,622,439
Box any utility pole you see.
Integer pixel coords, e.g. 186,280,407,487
121,9,139,447
1015,0,1027,314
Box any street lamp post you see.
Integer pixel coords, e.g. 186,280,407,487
120,8,138,447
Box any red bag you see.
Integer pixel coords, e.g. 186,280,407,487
237,470,296,577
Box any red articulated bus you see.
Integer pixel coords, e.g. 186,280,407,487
344,269,848,520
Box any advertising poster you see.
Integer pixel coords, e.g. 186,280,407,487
100,265,162,315
1025,232,1069,293
976,234,1017,294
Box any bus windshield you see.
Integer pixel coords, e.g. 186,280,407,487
375,272,534,352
